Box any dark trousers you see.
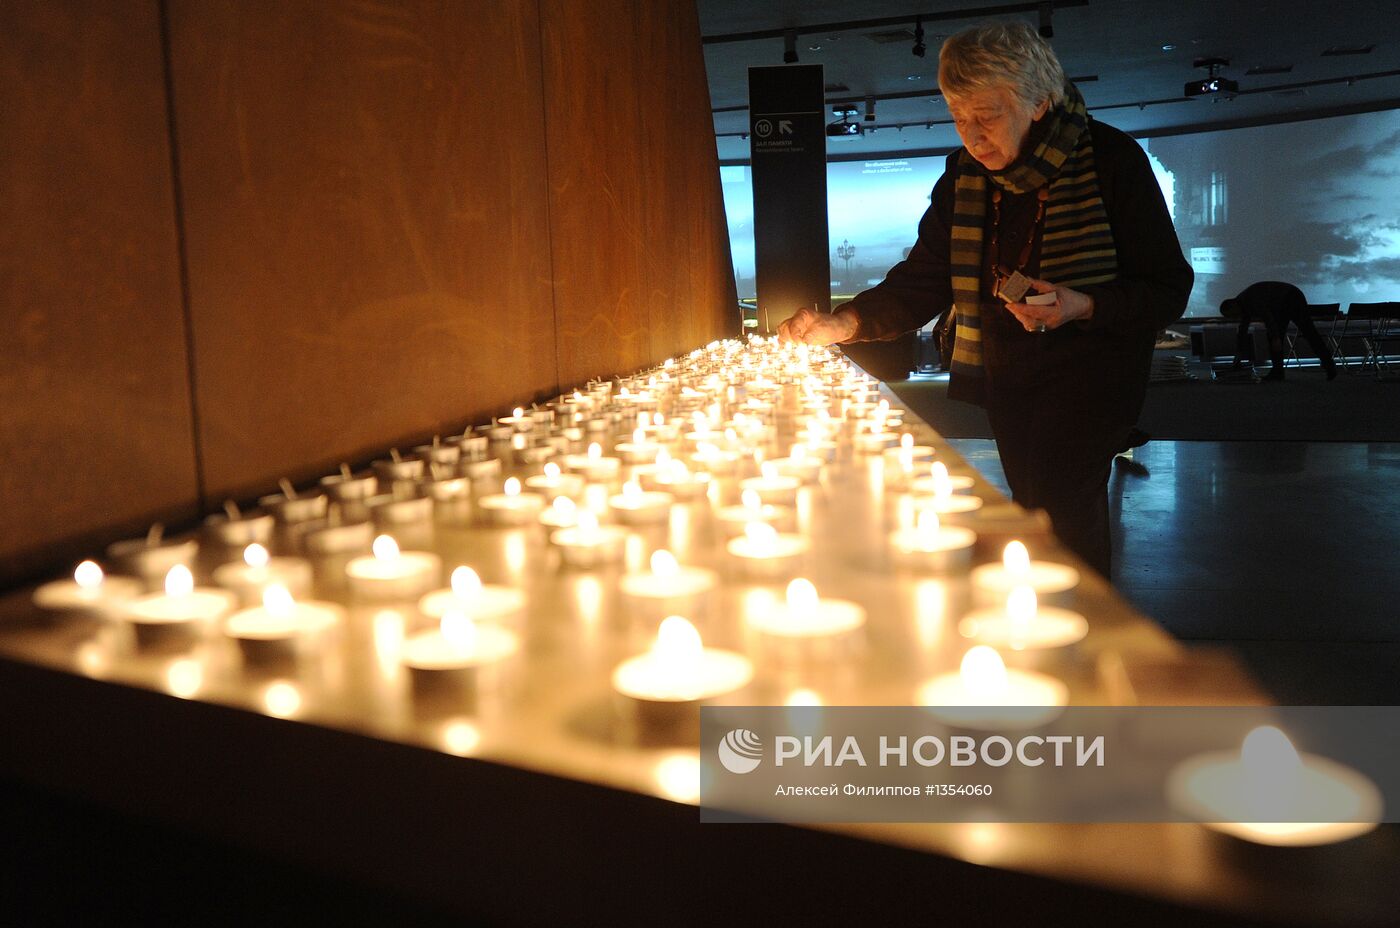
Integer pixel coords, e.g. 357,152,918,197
1235,310,1336,376
986,401,1124,579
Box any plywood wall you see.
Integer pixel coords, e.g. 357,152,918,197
0,0,736,588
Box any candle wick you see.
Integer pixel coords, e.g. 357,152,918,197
279,478,297,499
223,499,240,520
432,435,441,449
147,523,164,545
340,463,352,479
390,448,402,463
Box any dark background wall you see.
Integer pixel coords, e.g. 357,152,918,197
0,0,737,588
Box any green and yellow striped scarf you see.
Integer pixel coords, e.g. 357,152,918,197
948,80,1118,378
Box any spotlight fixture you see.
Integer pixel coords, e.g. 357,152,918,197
783,29,798,64
1184,56,1238,97
826,105,863,140
1038,2,1053,39
912,16,927,57
864,96,876,122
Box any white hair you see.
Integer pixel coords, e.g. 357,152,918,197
938,19,1066,111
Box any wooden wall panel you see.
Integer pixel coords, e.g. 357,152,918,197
167,0,556,502
0,0,198,588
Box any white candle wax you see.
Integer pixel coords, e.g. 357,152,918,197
368,493,435,528
203,510,276,548
551,512,628,567
689,444,740,476
1167,726,1382,846
303,519,374,556
402,611,520,671
642,460,711,501
478,478,546,527
608,480,673,526
211,544,313,606
33,561,143,619
259,490,329,524
525,463,586,501
460,457,502,480
970,541,1080,605
739,462,801,507
908,472,977,495
563,443,621,483
620,550,718,613
615,427,662,465
894,492,984,528
123,565,236,649
958,586,1087,651
346,535,441,601
882,437,935,470
414,442,461,468
224,584,342,662
105,533,198,589
498,407,534,432
726,521,810,578
917,646,1067,730
419,566,525,622
612,616,753,703
746,578,865,639
321,470,380,503
889,510,977,572
715,490,793,537
456,434,490,460
768,450,823,484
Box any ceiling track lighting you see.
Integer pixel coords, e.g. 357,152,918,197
783,29,798,64
912,16,926,57
1038,2,1054,39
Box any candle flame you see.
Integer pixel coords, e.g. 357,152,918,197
74,560,103,589
552,496,577,517
744,521,779,548
587,442,602,460
741,489,762,513
786,688,823,707
504,477,521,497
901,432,914,450
655,448,672,468
451,566,483,601
513,406,524,419
785,577,819,613
960,646,1009,700
898,448,914,472
441,608,478,652
622,480,643,504
512,433,526,449
544,461,561,479
791,443,807,464
632,427,646,443
1007,585,1038,627
164,564,194,597
243,543,270,569
1003,541,1031,575
1242,725,1300,778
653,615,703,666
650,549,679,577
653,412,664,426
760,461,778,481
577,510,601,540
373,534,401,561
262,583,295,617
915,508,941,538
931,461,949,482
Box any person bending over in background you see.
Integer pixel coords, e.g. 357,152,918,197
778,19,1191,580
1222,281,1338,381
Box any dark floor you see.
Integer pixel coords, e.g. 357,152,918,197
951,437,1400,704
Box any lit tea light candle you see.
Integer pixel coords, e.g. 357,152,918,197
212,543,313,606
612,615,753,704
203,500,275,548
768,444,823,484
615,427,662,465
224,583,342,663
106,524,198,589
642,456,711,500
402,608,521,692
882,433,936,470
419,566,525,622
366,485,435,528
896,481,983,526
414,436,461,469
740,461,800,507
301,512,375,557
499,406,534,432
917,646,1067,730
747,578,865,639
909,460,976,495
460,456,503,481
690,441,739,476
525,462,585,501
608,479,672,526
1167,726,1382,846
123,565,236,649
715,489,791,538
511,432,552,466
726,521,809,578
959,586,1087,651
970,541,1080,605
456,433,490,461
621,549,718,614
890,509,977,571
564,442,621,483
540,495,583,531
33,560,143,620
320,464,379,506
551,511,627,567
345,535,441,601
853,424,899,454
478,477,546,527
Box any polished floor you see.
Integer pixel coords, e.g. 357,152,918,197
951,438,1400,705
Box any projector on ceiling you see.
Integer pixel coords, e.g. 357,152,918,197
827,105,863,140
1185,56,1238,97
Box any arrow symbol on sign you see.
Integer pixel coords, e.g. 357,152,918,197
779,120,793,135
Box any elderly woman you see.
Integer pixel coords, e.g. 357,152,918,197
779,20,1191,578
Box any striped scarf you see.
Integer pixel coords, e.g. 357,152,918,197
948,80,1118,378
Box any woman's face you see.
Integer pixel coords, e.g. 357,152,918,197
946,86,1049,171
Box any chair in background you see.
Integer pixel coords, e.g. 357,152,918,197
1287,302,1342,370
1342,302,1400,374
